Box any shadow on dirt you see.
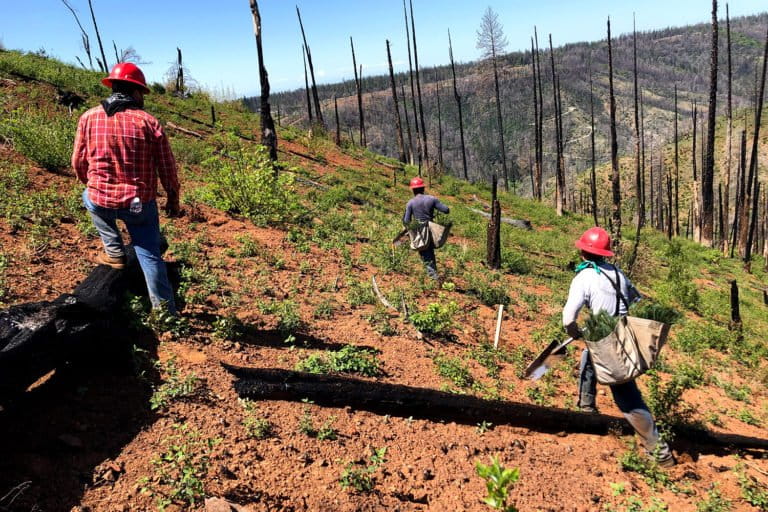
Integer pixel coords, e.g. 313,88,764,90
0,326,161,512
225,365,768,459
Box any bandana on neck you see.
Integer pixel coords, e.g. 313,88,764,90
575,261,601,274
101,92,139,117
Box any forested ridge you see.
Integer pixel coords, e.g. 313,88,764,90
253,12,768,191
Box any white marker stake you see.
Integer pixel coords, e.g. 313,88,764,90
493,304,504,349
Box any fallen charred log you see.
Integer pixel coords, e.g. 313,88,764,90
224,365,768,451
0,248,155,396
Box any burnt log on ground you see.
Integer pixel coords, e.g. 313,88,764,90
224,365,768,452
0,247,165,397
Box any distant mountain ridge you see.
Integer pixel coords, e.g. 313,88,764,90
249,12,768,192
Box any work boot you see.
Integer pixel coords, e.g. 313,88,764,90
96,253,126,269
656,453,676,468
579,405,599,414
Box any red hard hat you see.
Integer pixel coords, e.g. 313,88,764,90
101,62,150,94
575,227,614,257
409,177,425,189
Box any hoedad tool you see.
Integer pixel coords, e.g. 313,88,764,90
524,337,574,380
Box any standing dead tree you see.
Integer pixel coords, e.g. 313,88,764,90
87,0,108,72
607,18,622,253
534,27,545,200
402,0,421,169
448,29,468,181
628,17,644,273
674,85,680,237
436,76,444,177
589,71,599,227
487,175,501,269
409,0,429,172
350,38,366,147
333,95,340,145
740,20,768,263
477,7,510,191
295,6,324,128
549,36,565,215
401,83,414,165
530,36,541,200
701,0,719,247
723,4,734,254
60,0,93,70
302,45,313,124
175,48,185,95
249,0,277,161
386,40,407,164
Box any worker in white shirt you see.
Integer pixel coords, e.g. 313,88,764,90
563,227,675,467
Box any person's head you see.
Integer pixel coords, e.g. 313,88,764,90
101,62,150,106
574,227,614,260
409,176,425,195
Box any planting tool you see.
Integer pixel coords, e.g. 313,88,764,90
524,337,574,380
392,228,409,247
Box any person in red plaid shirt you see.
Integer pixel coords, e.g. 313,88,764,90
72,62,181,314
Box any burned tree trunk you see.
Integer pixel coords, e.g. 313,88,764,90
633,17,644,229
333,95,341,146
409,0,429,171
250,0,277,161
550,35,565,216
401,83,414,165
176,48,184,95
386,40,407,164
692,102,700,243
448,30,468,181
487,175,502,269
723,5,734,254
607,18,622,253
492,40,508,190
436,78,444,177
531,36,541,200
590,72,599,227
701,0,719,247
674,85,680,237
87,0,108,72
732,130,747,257
403,0,421,168
535,27,545,201
295,6,324,128
61,0,94,70
302,45,313,124
225,365,768,449
350,38,366,147
741,21,768,258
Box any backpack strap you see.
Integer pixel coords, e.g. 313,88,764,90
602,266,629,316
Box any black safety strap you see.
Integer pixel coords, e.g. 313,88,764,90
602,266,629,316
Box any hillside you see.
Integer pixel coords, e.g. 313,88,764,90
263,12,768,193
1,50,768,511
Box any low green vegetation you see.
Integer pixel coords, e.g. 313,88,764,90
0,110,75,170
295,345,381,377
339,447,387,493
410,299,459,335
140,425,219,511
240,399,275,440
433,353,474,389
475,456,520,512
150,358,201,411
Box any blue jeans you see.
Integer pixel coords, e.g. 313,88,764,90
419,244,438,279
578,349,671,461
82,189,176,313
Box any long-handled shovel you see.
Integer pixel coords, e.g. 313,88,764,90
523,337,575,380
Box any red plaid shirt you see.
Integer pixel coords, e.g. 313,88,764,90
72,105,180,209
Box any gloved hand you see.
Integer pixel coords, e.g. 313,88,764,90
165,195,181,217
565,322,583,340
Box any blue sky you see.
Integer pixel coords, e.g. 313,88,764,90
2,1,766,97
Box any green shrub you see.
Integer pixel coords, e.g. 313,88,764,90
150,358,201,411
671,321,734,355
475,456,520,512
340,447,387,493
346,279,376,307
202,142,305,226
433,354,474,388
295,345,381,377
140,425,218,511
0,110,75,170
739,472,768,509
645,369,699,439
240,399,275,440
467,276,511,307
410,299,459,335
501,250,531,274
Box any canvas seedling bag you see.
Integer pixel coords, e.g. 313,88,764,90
586,315,669,385
428,221,451,249
408,222,432,251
